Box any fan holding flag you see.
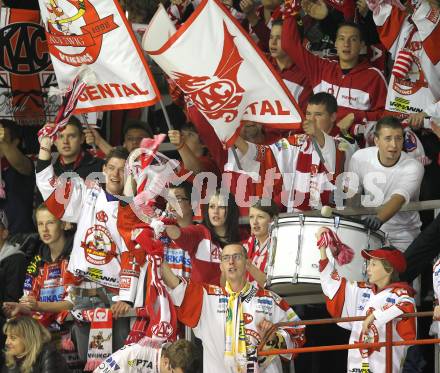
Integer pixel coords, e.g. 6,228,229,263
35,135,136,369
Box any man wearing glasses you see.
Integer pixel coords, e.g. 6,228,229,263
161,242,305,373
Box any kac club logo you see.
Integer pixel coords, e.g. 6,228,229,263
44,0,119,66
0,22,51,75
172,21,244,123
152,321,174,339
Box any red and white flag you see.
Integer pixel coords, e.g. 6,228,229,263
38,0,160,113
143,0,303,146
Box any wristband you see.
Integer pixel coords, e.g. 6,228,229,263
40,146,52,153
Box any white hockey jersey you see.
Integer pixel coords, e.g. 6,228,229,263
170,279,305,373
93,337,164,373
371,0,440,117
320,258,416,373
36,164,138,303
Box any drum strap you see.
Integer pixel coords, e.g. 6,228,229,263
311,138,326,166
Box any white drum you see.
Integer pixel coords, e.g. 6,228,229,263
266,216,385,297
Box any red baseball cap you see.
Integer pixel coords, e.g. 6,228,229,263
361,247,407,273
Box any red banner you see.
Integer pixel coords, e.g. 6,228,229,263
0,7,58,126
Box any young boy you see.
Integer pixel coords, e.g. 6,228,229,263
317,227,416,372
94,338,201,373
18,204,79,326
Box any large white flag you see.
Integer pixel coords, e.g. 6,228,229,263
38,0,160,113
143,0,303,146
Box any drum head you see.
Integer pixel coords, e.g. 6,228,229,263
266,216,385,297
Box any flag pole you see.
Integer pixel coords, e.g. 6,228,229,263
231,146,242,170
159,98,174,131
81,113,97,152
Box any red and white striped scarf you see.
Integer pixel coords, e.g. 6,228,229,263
146,253,178,342
37,66,95,142
129,228,178,343
245,235,269,283
292,137,333,210
135,135,167,196
258,135,334,211
316,228,354,266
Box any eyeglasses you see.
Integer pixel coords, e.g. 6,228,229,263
221,253,244,262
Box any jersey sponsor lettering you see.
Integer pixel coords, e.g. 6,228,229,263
98,356,120,372
48,266,61,279
127,359,153,368
119,276,131,289
86,267,118,285
43,278,62,287
39,285,64,302
164,252,191,267
23,274,34,290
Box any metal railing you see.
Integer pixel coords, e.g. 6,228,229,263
257,311,440,373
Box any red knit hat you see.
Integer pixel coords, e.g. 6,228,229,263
361,247,407,273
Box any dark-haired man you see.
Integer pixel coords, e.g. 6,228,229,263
282,1,387,136
123,120,153,153
347,116,424,251
84,119,153,156
269,20,312,112
228,93,356,211
36,141,137,314
163,182,194,279
53,116,104,179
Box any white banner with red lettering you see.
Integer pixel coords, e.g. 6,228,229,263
143,0,303,146
38,0,160,113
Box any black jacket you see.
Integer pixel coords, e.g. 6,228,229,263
35,150,104,206
1,343,70,373
52,150,104,180
0,244,27,354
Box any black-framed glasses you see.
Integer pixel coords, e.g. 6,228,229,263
221,253,244,262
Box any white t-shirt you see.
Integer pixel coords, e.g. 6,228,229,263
348,146,424,250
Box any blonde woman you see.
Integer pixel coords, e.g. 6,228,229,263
2,316,69,373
